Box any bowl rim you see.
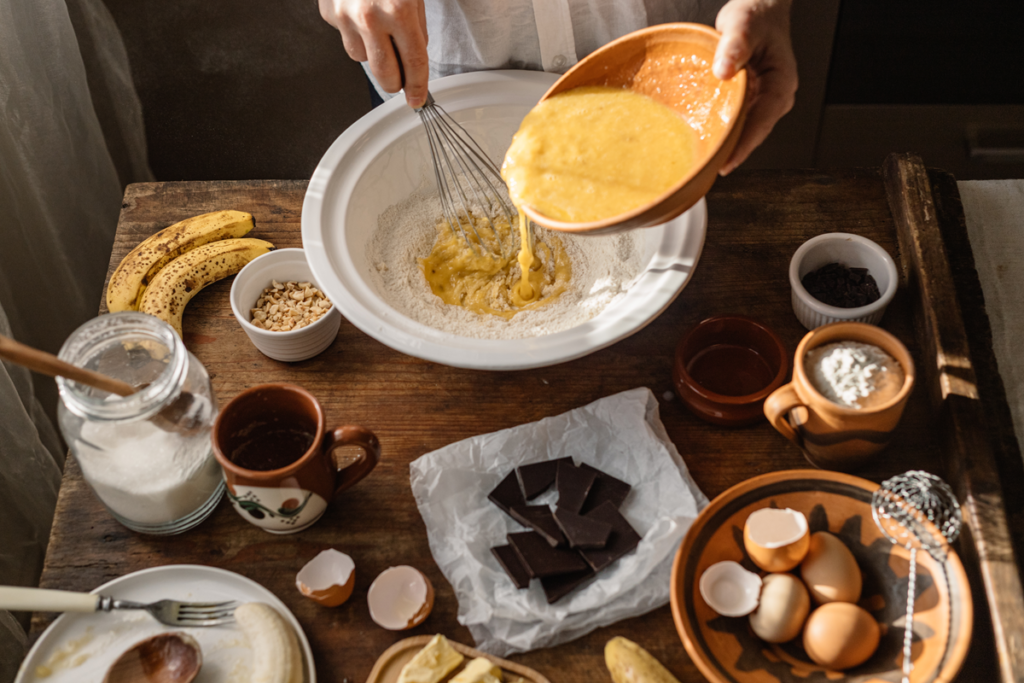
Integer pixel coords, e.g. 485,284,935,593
673,315,789,405
670,468,973,683
789,232,899,319
229,247,339,340
522,22,747,234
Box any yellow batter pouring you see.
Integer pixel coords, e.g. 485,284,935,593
421,85,697,318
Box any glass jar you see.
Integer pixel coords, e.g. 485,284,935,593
57,312,223,534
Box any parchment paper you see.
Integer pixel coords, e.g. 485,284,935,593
409,387,708,656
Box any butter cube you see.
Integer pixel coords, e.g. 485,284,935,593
397,635,465,683
450,657,503,683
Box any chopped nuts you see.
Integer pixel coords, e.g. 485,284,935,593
250,280,332,332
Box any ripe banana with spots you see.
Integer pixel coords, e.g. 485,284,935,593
106,209,255,313
138,238,274,337
235,602,303,683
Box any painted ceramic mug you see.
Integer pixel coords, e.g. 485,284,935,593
763,322,915,472
212,383,380,533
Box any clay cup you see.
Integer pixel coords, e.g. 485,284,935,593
763,322,915,472
212,383,380,533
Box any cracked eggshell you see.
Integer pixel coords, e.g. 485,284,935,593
296,549,356,607
367,565,435,630
743,507,810,572
699,561,762,617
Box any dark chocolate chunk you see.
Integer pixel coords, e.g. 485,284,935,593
517,458,569,500
801,262,881,308
580,501,642,572
510,505,566,547
507,531,589,578
579,463,632,513
553,507,613,549
487,470,525,515
555,459,597,514
491,545,532,589
541,567,596,603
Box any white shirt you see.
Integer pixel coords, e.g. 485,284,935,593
365,0,725,99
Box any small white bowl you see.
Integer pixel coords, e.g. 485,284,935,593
230,248,341,361
789,233,898,330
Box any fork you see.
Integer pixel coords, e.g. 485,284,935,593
0,586,237,627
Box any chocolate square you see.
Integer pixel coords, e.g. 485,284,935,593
541,567,596,603
510,505,566,547
517,458,570,500
491,545,531,589
555,460,597,514
487,470,525,515
580,501,641,572
553,507,612,549
507,531,589,578
579,463,632,513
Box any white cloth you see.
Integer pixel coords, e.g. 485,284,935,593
365,0,724,99
409,387,707,656
958,180,1024,457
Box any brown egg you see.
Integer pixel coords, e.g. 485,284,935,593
748,573,810,643
367,565,435,630
803,602,880,669
295,548,356,607
800,531,862,604
743,508,810,572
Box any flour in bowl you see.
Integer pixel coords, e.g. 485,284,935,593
367,188,645,339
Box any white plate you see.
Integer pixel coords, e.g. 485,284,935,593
302,70,707,370
16,565,315,683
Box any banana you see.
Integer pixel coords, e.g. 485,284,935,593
138,238,274,337
605,637,681,683
106,209,255,313
235,602,303,683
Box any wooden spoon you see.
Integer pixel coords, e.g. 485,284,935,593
0,333,204,433
103,632,202,683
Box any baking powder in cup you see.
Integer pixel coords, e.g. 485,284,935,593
409,387,708,656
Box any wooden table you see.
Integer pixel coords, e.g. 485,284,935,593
31,155,1024,681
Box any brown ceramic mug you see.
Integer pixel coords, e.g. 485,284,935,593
763,322,915,472
212,383,380,533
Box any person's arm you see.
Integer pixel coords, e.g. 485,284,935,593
712,0,798,175
318,0,430,108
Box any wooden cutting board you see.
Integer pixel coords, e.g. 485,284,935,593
365,636,552,683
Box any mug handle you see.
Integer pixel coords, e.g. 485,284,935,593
763,383,805,449
323,425,381,496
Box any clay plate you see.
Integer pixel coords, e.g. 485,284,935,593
670,469,972,683
526,22,747,235
365,636,552,683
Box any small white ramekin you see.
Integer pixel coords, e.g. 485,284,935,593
789,232,898,330
230,248,341,362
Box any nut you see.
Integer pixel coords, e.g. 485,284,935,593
250,280,332,332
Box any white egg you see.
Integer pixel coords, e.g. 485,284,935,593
748,573,810,643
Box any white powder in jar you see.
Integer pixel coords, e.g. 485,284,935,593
804,341,905,409
367,188,645,339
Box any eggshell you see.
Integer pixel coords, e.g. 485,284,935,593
800,531,862,604
803,602,880,669
296,549,356,607
748,573,810,643
743,508,810,572
367,565,435,630
698,561,762,617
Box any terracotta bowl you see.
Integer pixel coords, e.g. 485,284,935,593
524,23,747,235
672,316,788,427
670,470,973,683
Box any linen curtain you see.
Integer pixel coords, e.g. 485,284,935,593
0,0,150,679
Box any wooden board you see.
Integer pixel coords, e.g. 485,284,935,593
365,636,550,683
28,167,1024,682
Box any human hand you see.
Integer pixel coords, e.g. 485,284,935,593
713,0,798,175
319,0,429,108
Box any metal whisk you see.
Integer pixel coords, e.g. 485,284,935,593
416,93,516,259
872,471,962,683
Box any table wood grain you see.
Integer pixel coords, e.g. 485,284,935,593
29,164,1024,682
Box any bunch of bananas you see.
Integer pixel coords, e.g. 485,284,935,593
106,210,274,337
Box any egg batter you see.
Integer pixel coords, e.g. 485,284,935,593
501,85,700,223
419,210,571,319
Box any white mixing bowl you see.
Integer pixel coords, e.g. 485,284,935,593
301,70,707,371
